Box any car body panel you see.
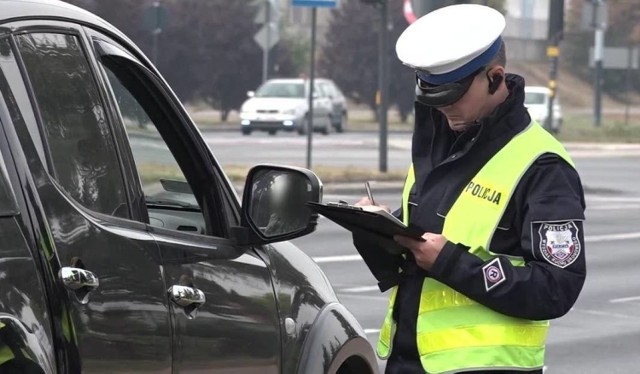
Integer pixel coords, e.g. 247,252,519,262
154,231,282,373
0,1,378,373
524,86,563,132
316,79,348,131
297,303,376,374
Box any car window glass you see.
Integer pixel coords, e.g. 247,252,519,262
320,82,333,97
16,33,129,218
100,61,207,234
315,83,328,97
0,38,45,162
331,82,344,98
524,92,546,105
256,81,304,98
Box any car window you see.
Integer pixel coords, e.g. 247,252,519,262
524,91,546,105
100,62,207,232
90,39,224,236
319,82,333,97
16,33,129,218
330,82,344,99
0,38,46,163
316,83,329,98
256,81,304,98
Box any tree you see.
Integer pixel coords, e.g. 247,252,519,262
63,0,149,46
63,0,300,119
319,0,414,122
319,0,505,123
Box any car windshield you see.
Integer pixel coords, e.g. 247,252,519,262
524,92,546,105
256,82,305,98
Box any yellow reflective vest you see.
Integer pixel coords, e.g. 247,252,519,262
377,122,574,373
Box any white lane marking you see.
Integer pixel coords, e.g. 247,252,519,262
341,286,380,293
312,231,640,263
572,308,639,319
610,296,640,304
338,293,389,301
313,254,362,263
588,204,640,210
586,232,640,242
364,328,381,335
204,136,366,146
587,196,640,203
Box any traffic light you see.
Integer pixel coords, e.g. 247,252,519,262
548,0,565,43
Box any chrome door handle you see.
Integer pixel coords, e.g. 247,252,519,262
59,267,99,304
168,285,205,319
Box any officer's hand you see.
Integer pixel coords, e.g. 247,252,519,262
354,197,390,212
394,233,448,271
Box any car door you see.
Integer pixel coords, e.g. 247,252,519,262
310,82,331,124
0,23,173,372
87,31,282,373
318,81,340,120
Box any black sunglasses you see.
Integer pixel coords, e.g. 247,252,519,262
415,67,485,108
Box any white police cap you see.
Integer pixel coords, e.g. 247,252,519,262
396,4,505,85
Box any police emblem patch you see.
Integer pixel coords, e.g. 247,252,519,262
537,221,581,268
482,258,505,292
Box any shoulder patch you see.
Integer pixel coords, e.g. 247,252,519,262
535,221,582,268
482,258,506,292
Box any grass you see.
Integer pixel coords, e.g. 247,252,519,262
557,112,640,143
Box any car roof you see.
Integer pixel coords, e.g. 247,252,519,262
0,0,133,49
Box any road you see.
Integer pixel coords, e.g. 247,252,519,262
133,130,640,373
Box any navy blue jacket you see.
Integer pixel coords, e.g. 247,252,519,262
354,75,586,374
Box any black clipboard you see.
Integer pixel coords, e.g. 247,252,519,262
307,201,425,243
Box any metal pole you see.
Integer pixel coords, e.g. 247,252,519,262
152,31,158,65
547,49,558,132
626,43,632,126
263,0,271,83
378,1,388,173
306,7,317,169
593,0,604,127
152,1,160,65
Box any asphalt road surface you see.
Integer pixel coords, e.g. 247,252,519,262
132,130,640,373
293,189,640,374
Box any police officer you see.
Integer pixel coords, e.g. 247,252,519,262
352,4,586,374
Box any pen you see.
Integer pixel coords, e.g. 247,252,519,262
364,181,376,206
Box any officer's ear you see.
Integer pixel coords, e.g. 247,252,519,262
486,66,505,95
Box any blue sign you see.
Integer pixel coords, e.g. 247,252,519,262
292,0,338,7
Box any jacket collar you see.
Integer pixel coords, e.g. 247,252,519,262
413,73,531,159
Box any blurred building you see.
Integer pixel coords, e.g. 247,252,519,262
502,0,553,62
277,0,558,62
410,0,555,62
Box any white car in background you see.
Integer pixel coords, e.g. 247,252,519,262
239,78,333,135
524,86,563,133
316,78,348,132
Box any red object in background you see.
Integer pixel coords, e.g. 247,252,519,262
403,0,417,24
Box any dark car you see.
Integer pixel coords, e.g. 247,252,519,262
0,1,377,373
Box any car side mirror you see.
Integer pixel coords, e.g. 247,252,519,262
247,91,255,98
232,165,322,246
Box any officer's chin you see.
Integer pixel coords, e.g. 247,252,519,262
447,120,476,133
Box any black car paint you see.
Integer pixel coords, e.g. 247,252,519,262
0,1,377,373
